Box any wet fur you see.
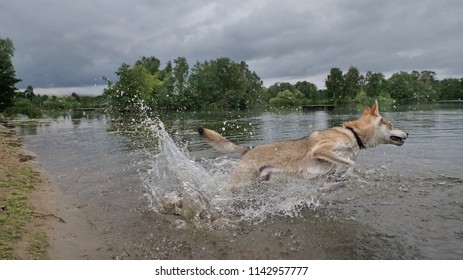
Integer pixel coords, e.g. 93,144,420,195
199,101,408,185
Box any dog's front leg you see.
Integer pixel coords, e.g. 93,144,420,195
310,143,357,183
343,165,355,177
310,143,356,169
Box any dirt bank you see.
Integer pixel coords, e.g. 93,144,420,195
1,122,49,259
0,123,106,259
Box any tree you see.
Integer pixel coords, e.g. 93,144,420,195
419,70,436,85
158,57,191,110
103,63,160,113
187,57,263,110
388,71,423,104
134,56,161,75
269,89,305,107
439,78,463,100
295,81,318,102
173,57,189,103
160,60,172,80
418,70,439,101
343,66,361,100
388,71,439,103
365,71,386,97
71,92,80,102
265,82,295,101
0,37,21,111
24,85,36,100
325,67,344,104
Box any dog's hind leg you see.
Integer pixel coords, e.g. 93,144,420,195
230,167,255,185
258,165,280,182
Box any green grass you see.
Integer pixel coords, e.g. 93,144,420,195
0,134,47,259
0,189,33,259
28,232,48,259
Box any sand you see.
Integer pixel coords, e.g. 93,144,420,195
1,123,106,259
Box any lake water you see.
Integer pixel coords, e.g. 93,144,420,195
16,104,463,259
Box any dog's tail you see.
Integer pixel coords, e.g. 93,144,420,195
198,127,249,155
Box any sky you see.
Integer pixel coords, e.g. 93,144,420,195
1,0,463,95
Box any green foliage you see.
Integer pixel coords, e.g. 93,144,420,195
187,58,263,110
104,56,263,113
439,78,463,100
42,96,76,111
0,153,43,259
343,66,361,100
365,71,386,97
269,89,306,107
27,232,48,259
159,56,191,110
3,98,42,118
0,37,21,111
2,90,104,118
389,72,423,104
103,62,160,115
24,86,36,99
324,66,362,105
135,56,160,74
265,82,294,101
295,81,318,102
325,68,345,104
355,91,395,107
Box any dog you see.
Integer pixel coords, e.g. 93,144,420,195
198,100,408,185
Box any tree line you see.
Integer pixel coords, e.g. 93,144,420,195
1,36,463,118
323,67,463,105
267,67,463,107
103,58,463,113
102,56,264,113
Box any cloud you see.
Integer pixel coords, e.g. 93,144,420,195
1,0,462,90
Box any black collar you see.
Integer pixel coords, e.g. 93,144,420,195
346,127,366,149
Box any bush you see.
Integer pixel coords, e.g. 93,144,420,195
269,90,306,107
3,98,42,118
355,91,395,107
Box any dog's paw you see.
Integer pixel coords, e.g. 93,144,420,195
339,166,357,180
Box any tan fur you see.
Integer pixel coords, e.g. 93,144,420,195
199,101,408,185
198,127,249,155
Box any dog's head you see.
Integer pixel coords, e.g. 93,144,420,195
344,100,408,147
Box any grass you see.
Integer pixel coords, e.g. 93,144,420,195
28,232,48,258
0,126,48,259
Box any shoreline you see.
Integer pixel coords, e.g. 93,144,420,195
1,122,51,259
0,124,103,260
0,123,105,259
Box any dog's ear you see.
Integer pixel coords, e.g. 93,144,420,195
370,100,379,116
362,106,371,115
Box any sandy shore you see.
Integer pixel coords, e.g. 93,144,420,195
1,123,48,259
31,161,110,259
0,123,106,259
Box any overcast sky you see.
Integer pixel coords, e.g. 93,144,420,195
1,0,462,95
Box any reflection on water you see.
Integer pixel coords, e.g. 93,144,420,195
16,105,463,259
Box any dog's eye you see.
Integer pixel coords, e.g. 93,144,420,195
381,117,393,127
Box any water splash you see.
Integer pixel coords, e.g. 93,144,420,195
140,117,327,227
141,119,214,223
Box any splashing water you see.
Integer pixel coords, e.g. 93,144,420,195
140,117,328,227
141,119,213,223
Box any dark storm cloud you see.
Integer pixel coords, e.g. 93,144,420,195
1,0,462,90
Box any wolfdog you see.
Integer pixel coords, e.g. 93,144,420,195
198,101,408,185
